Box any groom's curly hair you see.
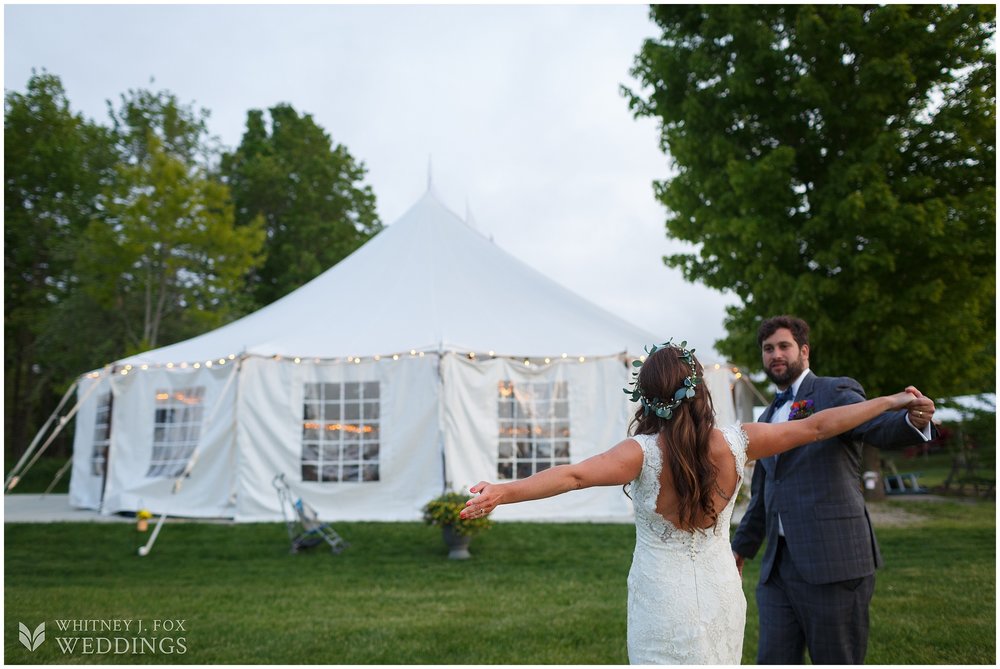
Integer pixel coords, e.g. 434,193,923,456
629,346,719,532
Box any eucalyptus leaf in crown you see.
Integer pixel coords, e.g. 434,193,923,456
624,339,701,420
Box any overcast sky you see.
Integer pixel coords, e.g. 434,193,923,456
4,3,739,361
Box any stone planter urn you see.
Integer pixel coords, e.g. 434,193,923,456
423,491,493,559
442,525,472,560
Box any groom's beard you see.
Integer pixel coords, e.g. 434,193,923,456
765,353,806,387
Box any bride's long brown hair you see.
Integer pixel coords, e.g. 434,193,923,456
628,345,718,532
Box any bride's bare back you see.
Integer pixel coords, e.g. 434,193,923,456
652,429,741,531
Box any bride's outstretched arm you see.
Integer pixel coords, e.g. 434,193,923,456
459,438,643,519
743,387,929,461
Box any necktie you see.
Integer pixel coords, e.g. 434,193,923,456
773,388,793,408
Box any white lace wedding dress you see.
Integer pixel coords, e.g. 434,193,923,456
626,425,749,664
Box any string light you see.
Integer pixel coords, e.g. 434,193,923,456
99,348,700,375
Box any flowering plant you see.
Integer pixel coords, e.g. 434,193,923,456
136,509,153,520
788,400,815,421
422,491,494,537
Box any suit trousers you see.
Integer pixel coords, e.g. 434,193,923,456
756,537,875,664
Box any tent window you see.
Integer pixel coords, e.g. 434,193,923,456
497,380,570,480
146,387,205,478
91,392,112,476
301,382,380,483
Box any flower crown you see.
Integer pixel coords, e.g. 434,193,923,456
624,340,701,420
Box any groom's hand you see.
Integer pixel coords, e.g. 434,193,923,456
733,551,745,577
904,386,935,430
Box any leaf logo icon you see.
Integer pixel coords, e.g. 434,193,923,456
18,621,45,651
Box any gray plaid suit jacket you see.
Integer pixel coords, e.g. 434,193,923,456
731,372,924,585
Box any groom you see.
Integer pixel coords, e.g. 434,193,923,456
731,315,935,664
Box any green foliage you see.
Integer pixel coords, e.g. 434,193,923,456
4,71,118,453
221,104,382,308
77,131,265,352
3,74,381,463
626,5,996,395
422,491,494,537
932,399,996,490
1,456,70,494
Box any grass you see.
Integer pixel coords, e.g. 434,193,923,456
4,499,995,665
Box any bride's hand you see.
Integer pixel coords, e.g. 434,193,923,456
889,387,933,413
888,390,918,410
460,481,499,519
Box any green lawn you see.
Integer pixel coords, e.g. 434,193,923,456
4,500,995,664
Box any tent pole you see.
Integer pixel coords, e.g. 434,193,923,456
737,371,769,405
137,360,242,558
43,458,74,496
6,376,106,492
4,378,80,490
137,513,168,557
437,349,448,494
172,361,241,489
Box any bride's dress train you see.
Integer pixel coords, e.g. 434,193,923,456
626,425,749,664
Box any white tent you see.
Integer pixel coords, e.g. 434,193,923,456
69,190,737,522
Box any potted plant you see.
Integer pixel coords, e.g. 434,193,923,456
422,491,493,559
136,508,153,532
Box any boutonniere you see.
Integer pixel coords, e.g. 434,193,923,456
788,399,814,421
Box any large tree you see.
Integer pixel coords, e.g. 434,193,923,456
626,4,995,395
75,89,266,354
221,104,381,308
4,72,117,454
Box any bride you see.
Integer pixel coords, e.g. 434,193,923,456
460,340,927,664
